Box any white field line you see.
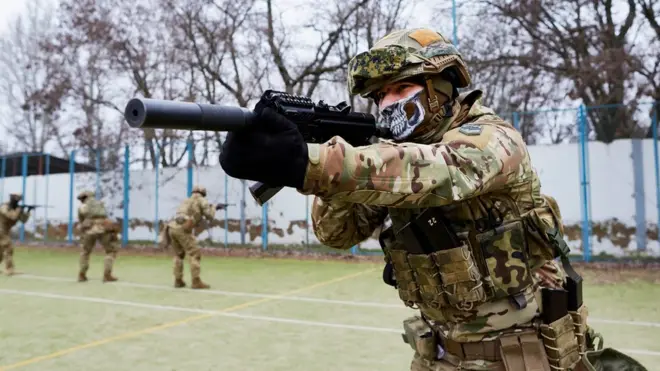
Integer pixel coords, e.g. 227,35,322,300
11,274,660,329
0,288,401,334
2,288,659,358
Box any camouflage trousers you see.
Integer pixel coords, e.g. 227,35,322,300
0,234,15,275
79,232,118,275
167,226,202,281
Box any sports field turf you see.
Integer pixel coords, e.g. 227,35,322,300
1,247,658,370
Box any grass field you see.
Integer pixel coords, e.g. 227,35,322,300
0,247,658,371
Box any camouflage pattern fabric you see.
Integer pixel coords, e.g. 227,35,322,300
77,195,118,279
300,89,565,348
347,28,471,98
165,193,216,285
0,196,30,275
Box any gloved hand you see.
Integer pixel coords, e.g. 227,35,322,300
219,99,308,189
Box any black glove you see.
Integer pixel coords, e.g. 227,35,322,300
219,99,308,189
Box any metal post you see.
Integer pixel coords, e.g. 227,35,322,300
224,173,228,248
653,103,660,239
45,154,50,241
240,179,246,245
262,201,268,251
512,111,520,131
452,0,458,46
0,156,5,202
20,153,27,242
95,149,101,198
34,155,41,242
577,105,591,262
154,147,160,244
186,140,193,197
67,150,77,243
122,145,130,247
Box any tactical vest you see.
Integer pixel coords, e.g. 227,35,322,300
381,193,567,310
84,199,108,219
381,194,592,370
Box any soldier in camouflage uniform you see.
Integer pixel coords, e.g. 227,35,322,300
159,185,215,289
0,193,31,276
220,29,646,371
76,190,119,283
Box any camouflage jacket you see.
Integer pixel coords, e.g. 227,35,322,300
168,194,216,231
78,199,111,235
300,90,564,342
0,203,30,235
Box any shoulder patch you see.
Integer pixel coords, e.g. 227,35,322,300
458,124,483,136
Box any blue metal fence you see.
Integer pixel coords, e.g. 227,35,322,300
0,102,658,261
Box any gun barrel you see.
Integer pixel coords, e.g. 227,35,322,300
124,98,256,131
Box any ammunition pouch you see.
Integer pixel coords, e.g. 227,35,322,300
381,208,532,311
570,305,589,355
540,313,581,369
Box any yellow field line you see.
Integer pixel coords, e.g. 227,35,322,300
0,268,376,370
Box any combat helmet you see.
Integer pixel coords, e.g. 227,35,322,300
192,185,207,197
9,193,22,202
347,28,471,100
77,190,94,201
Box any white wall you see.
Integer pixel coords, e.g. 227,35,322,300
1,138,658,257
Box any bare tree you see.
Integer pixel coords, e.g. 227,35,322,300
164,0,271,160
636,0,660,103
262,0,371,98
0,0,69,154
479,0,644,143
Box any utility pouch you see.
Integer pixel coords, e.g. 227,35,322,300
476,220,535,301
402,316,438,361
380,228,422,307
499,330,551,371
540,314,581,369
407,253,447,309
431,241,487,309
175,215,194,233
570,305,589,355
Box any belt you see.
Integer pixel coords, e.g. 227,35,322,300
442,336,502,362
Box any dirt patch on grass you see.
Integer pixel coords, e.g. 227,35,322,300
572,263,660,284
19,242,384,264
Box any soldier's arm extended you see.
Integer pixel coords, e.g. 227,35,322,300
197,197,216,220
18,209,31,223
300,122,528,208
311,197,388,249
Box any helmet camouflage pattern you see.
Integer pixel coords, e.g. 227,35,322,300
347,28,471,98
77,190,94,201
192,185,207,197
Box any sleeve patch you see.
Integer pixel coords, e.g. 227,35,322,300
458,124,483,136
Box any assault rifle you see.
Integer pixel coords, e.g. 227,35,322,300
12,204,51,212
124,90,382,205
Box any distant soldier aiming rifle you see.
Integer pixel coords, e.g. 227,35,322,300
0,193,33,275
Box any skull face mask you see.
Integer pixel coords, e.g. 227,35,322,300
378,90,427,141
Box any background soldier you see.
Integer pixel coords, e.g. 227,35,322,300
0,193,32,276
76,190,119,283
220,28,646,371
159,185,218,289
